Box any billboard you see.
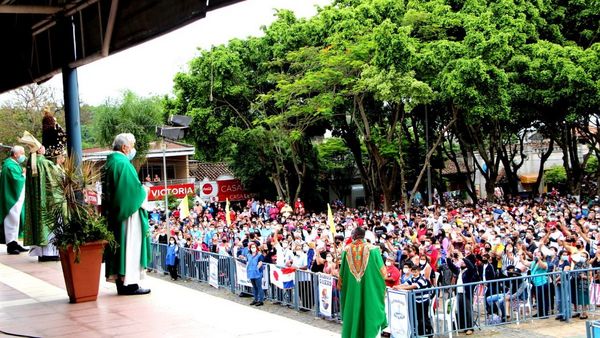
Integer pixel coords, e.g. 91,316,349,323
148,183,195,201
217,179,252,202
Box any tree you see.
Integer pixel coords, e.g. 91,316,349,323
0,83,61,147
92,91,164,159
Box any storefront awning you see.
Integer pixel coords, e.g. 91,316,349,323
519,174,538,184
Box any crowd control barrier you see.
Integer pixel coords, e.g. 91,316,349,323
151,244,599,336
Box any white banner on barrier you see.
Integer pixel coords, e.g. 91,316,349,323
262,267,268,290
318,273,333,317
209,256,219,288
236,260,269,290
236,260,252,287
388,291,411,338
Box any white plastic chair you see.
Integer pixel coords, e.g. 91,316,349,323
429,295,437,320
472,284,487,330
512,282,532,323
434,296,457,338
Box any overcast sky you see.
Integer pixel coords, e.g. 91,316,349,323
0,0,330,106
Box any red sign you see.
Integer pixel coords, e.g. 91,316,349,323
217,179,252,202
202,183,214,195
84,189,99,205
148,183,195,201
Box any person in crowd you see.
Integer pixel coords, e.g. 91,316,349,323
418,253,433,284
570,249,591,319
244,242,265,306
339,227,387,338
554,250,572,321
384,256,401,287
102,133,151,296
394,263,433,337
447,248,478,335
166,237,179,280
0,145,28,255
523,249,550,318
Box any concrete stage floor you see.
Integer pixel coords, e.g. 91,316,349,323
0,245,338,338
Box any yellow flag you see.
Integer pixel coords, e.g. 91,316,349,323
327,203,336,236
178,196,190,219
226,198,231,226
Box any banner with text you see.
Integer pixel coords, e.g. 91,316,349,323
209,256,219,288
387,290,411,338
148,183,195,201
217,179,253,202
318,273,333,318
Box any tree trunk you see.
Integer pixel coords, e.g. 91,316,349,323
532,139,554,196
406,113,457,214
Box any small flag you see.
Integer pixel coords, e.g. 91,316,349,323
225,198,231,226
327,203,336,236
270,266,296,289
178,196,190,219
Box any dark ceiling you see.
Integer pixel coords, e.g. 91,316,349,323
0,0,244,94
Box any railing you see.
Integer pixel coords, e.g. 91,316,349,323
388,267,600,337
149,243,341,322
587,320,600,337
150,243,598,337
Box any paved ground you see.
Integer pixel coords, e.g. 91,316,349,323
0,244,592,338
0,246,338,338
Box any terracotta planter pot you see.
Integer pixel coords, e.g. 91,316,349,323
59,240,107,303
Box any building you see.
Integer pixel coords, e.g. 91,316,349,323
83,139,195,183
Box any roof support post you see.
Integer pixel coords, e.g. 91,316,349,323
62,66,82,167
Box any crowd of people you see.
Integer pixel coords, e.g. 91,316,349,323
149,192,600,335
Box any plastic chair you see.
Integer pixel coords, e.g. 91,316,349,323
511,282,532,323
429,295,437,320
472,284,487,330
434,296,457,338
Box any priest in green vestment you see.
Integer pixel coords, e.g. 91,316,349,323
0,145,28,255
102,133,152,295
339,226,387,338
21,124,66,261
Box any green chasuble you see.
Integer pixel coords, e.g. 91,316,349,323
102,151,152,278
339,239,388,338
0,157,25,244
24,155,63,246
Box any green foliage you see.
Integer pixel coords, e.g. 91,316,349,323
47,156,115,263
586,155,598,175
545,166,567,185
169,0,600,204
92,91,164,157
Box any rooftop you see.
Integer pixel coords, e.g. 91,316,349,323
82,139,195,161
189,162,234,181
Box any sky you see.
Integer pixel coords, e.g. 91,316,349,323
0,0,331,106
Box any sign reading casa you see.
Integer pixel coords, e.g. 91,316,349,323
217,179,252,202
148,183,195,201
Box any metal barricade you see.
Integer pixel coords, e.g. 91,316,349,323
400,271,564,338
297,269,316,312
565,266,597,320
587,320,600,337
149,242,600,333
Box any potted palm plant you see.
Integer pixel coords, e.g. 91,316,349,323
47,156,115,303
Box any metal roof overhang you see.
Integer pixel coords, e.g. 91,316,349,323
0,0,244,94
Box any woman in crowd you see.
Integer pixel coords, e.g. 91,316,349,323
523,250,550,318
166,237,179,281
